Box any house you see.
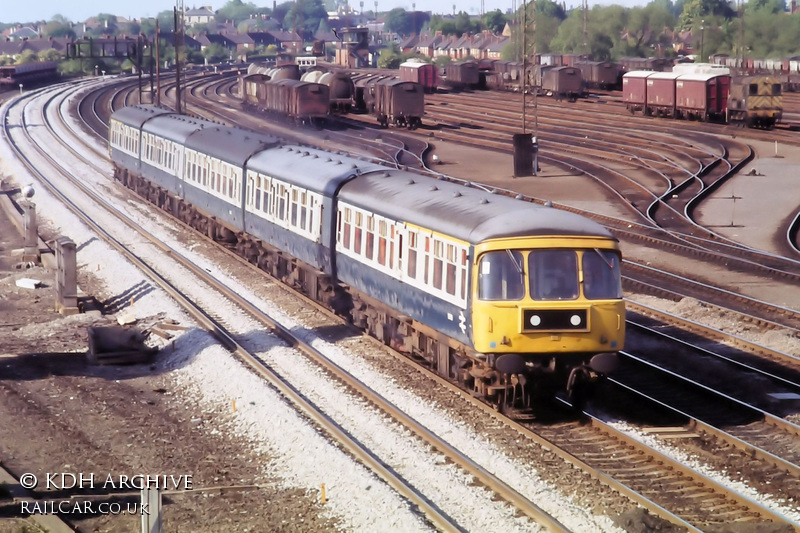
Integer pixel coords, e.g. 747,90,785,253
414,33,442,58
185,6,216,26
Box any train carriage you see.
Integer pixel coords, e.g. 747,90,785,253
0,60,59,87
109,104,624,413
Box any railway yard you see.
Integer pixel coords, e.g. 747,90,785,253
2,70,800,533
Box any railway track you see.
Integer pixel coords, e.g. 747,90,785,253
12,75,800,519
3,80,593,533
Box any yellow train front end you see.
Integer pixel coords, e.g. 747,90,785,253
728,75,783,129
469,236,625,406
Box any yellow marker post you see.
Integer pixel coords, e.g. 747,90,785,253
232,399,236,413
320,483,326,504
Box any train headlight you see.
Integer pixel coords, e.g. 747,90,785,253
529,315,541,327
570,314,582,326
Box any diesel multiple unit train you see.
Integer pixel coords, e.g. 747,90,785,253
108,105,625,412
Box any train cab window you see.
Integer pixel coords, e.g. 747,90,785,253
749,84,758,96
529,250,579,301
772,84,782,96
582,249,622,300
478,251,524,301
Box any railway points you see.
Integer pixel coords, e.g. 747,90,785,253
4,66,800,532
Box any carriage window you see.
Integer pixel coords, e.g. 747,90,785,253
530,250,579,301
354,227,362,254
407,232,417,278
366,232,374,260
478,251,524,301
446,263,456,295
582,250,622,300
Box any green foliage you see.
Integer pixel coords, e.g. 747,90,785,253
281,0,329,35
59,59,92,75
42,21,76,39
38,49,61,61
384,8,413,35
118,21,141,37
377,48,402,68
434,55,452,67
216,0,260,24
273,2,293,26
483,10,507,33
16,50,38,64
438,21,459,36
744,0,786,14
455,12,479,34
203,43,231,63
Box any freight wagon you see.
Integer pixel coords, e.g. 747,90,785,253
369,78,424,129
675,73,729,121
399,60,438,93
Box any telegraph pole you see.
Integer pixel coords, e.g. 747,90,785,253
155,20,161,107
174,0,185,114
582,0,588,55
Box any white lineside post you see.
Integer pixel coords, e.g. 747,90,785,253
141,487,163,533
20,200,38,262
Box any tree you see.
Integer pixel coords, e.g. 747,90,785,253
95,13,119,33
744,0,786,14
204,43,233,63
378,48,402,68
483,10,507,34
16,50,39,64
438,21,459,35
42,22,76,39
283,0,328,35
384,8,413,36
455,12,479,34
38,49,61,61
273,2,293,27
216,0,259,25
118,21,141,37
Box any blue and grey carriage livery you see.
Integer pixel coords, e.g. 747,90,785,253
109,104,625,407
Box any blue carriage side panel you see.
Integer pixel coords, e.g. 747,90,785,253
246,146,387,275
108,105,174,177
182,127,279,230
